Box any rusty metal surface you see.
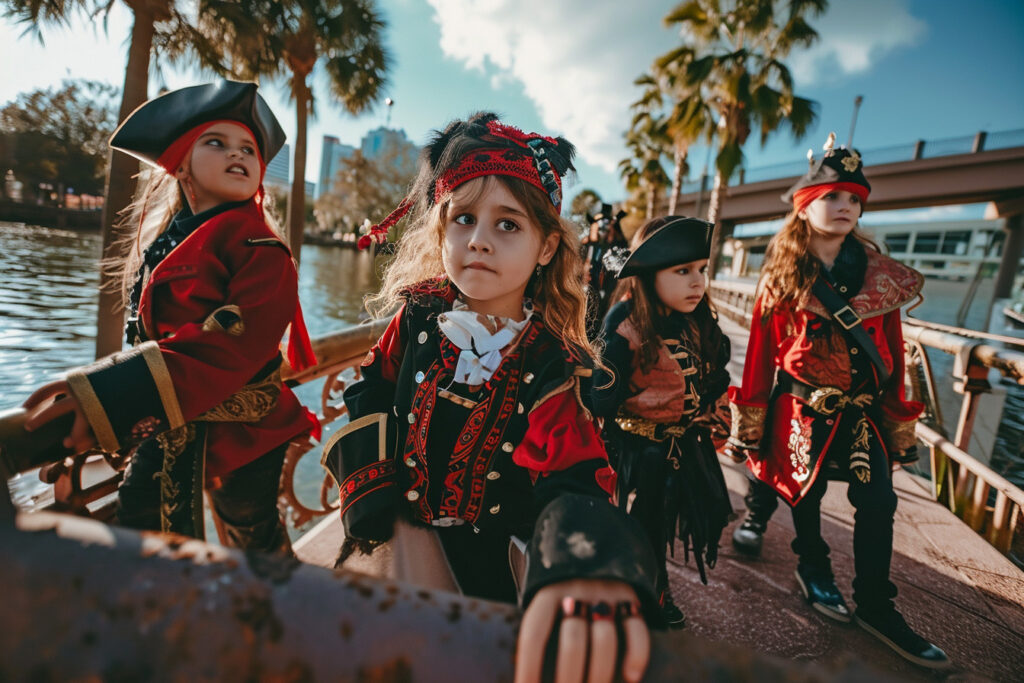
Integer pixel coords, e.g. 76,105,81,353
0,509,899,683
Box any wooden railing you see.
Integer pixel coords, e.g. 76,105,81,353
710,280,1024,557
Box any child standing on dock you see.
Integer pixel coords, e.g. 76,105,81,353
726,134,949,668
23,81,318,554
323,112,658,683
591,215,734,629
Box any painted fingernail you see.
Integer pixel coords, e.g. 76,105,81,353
590,601,614,621
615,600,642,619
561,596,589,619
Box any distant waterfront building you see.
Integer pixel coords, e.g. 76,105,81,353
360,127,414,161
317,128,417,198
318,136,355,198
726,217,1015,280
264,143,290,195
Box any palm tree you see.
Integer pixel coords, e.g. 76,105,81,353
179,0,391,262
631,68,714,215
5,0,182,358
662,0,824,277
618,112,671,220
569,188,602,226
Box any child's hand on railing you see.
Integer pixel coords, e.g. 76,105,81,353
22,380,97,453
515,578,649,683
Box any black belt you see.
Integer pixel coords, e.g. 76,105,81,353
776,372,879,416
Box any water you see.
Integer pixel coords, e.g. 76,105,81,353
0,223,380,404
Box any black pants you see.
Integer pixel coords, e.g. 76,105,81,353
626,449,670,595
116,440,292,555
744,471,779,527
789,417,898,613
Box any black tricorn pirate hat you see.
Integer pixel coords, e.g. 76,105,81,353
110,80,286,167
616,216,713,278
587,202,627,225
781,132,870,204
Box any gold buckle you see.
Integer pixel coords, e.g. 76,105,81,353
833,305,861,330
807,387,845,415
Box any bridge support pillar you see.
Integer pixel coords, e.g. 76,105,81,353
993,213,1023,299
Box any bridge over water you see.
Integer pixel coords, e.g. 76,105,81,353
667,129,1024,301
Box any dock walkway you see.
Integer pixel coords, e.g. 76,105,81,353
295,314,1024,681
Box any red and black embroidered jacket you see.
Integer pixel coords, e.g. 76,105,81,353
323,281,660,616
728,246,924,505
66,199,318,479
339,281,615,535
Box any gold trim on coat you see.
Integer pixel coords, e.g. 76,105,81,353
66,369,120,452
201,304,245,336
140,341,185,430
881,415,919,452
729,401,767,448
320,412,390,486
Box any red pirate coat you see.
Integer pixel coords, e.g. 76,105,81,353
67,199,318,479
728,248,924,505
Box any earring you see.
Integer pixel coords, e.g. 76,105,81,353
534,263,543,278
183,176,197,204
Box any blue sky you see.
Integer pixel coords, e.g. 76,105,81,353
2,0,1022,222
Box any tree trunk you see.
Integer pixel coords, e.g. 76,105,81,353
94,6,155,359
288,78,311,266
668,144,687,215
646,185,655,220
706,167,727,280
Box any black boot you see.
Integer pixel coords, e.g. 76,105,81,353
732,516,767,555
855,607,950,669
660,591,686,629
732,476,778,556
795,564,852,623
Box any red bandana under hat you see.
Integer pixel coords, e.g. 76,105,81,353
792,181,869,215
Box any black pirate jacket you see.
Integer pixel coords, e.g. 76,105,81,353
322,281,659,618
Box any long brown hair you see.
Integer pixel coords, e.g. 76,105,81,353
367,174,600,366
611,216,722,373
759,210,881,317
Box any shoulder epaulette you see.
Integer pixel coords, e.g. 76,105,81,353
400,277,455,303
245,237,290,253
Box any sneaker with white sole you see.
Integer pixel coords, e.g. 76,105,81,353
794,566,852,623
855,608,950,669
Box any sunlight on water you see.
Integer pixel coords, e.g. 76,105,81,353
0,222,380,409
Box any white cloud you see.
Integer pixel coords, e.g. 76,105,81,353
425,0,676,172
788,0,926,85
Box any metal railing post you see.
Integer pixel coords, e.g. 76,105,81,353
972,131,987,153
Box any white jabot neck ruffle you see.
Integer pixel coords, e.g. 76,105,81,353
437,299,533,385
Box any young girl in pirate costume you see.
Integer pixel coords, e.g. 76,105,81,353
323,112,658,683
726,134,948,668
23,81,318,554
591,215,733,629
